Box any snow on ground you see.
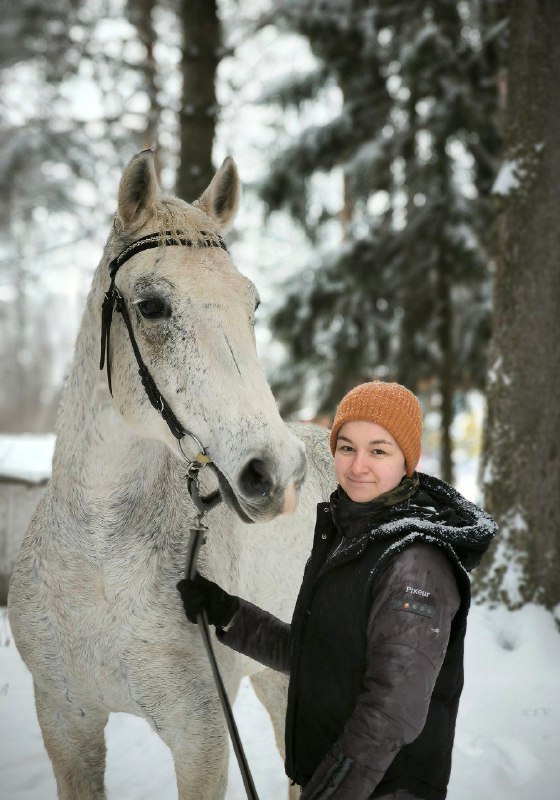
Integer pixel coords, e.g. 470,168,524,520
1,602,559,799
1,416,557,797
0,435,55,484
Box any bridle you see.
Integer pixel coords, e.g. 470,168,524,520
98,227,261,797
99,228,226,508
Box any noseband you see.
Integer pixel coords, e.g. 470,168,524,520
99,228,227,509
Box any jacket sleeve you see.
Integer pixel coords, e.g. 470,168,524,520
301,543,461,799
216,599,292,675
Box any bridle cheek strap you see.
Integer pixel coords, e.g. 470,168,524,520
99,229,227,445
100,281,187,440
99,279,117,396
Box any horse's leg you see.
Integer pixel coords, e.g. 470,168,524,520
159,707,229,800
34,682,108,800
249,669,300,800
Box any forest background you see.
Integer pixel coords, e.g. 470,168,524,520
0,0,559,616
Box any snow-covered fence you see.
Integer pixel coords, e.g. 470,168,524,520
0,436,54,605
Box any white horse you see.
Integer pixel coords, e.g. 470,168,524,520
8,151,334,800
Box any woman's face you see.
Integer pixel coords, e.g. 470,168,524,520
334,420,407,503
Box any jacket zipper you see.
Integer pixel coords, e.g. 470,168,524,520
288,509,333,778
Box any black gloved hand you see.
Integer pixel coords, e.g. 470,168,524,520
176,574,240,628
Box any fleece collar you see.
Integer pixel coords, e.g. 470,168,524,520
330,474,420,539
325,473,497,574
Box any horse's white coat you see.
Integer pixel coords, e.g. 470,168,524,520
8,153,335,800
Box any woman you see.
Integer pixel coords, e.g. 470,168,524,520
177,381,497,799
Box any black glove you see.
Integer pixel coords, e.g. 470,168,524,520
176,574,240,628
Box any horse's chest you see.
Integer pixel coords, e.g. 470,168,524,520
30,562,169,711
70,604,180,715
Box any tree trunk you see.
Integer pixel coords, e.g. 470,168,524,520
339,171,355,238
478,0,560,609
128,0,162,177
177,0,220,202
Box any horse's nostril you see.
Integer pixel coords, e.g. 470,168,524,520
239,458,273,499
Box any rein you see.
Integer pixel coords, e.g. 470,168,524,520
186,498,260,800
99,228,260,799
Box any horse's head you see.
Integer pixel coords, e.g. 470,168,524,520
99,150,306,523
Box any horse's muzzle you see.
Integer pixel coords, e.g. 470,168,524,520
227,450,306,522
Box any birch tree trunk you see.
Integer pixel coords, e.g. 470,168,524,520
478,0,560,610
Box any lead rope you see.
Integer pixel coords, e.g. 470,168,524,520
184,465,261,800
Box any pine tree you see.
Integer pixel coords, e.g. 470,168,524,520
259,0,506,482
0,0,92,431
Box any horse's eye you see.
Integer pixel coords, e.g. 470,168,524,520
136,298,171,319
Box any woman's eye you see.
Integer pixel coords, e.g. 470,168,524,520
136,298,171,319
371,449,386,456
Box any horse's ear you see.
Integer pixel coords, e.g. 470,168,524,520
194,156,240,230
117,150,161,228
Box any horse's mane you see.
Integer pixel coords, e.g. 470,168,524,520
111,195,222,254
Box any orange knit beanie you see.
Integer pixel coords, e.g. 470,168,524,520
329,381,423,477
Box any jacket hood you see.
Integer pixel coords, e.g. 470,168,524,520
368,472,497,572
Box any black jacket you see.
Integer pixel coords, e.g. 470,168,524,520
218,473,497,799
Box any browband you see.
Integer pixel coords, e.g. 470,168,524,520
108,229,228,278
